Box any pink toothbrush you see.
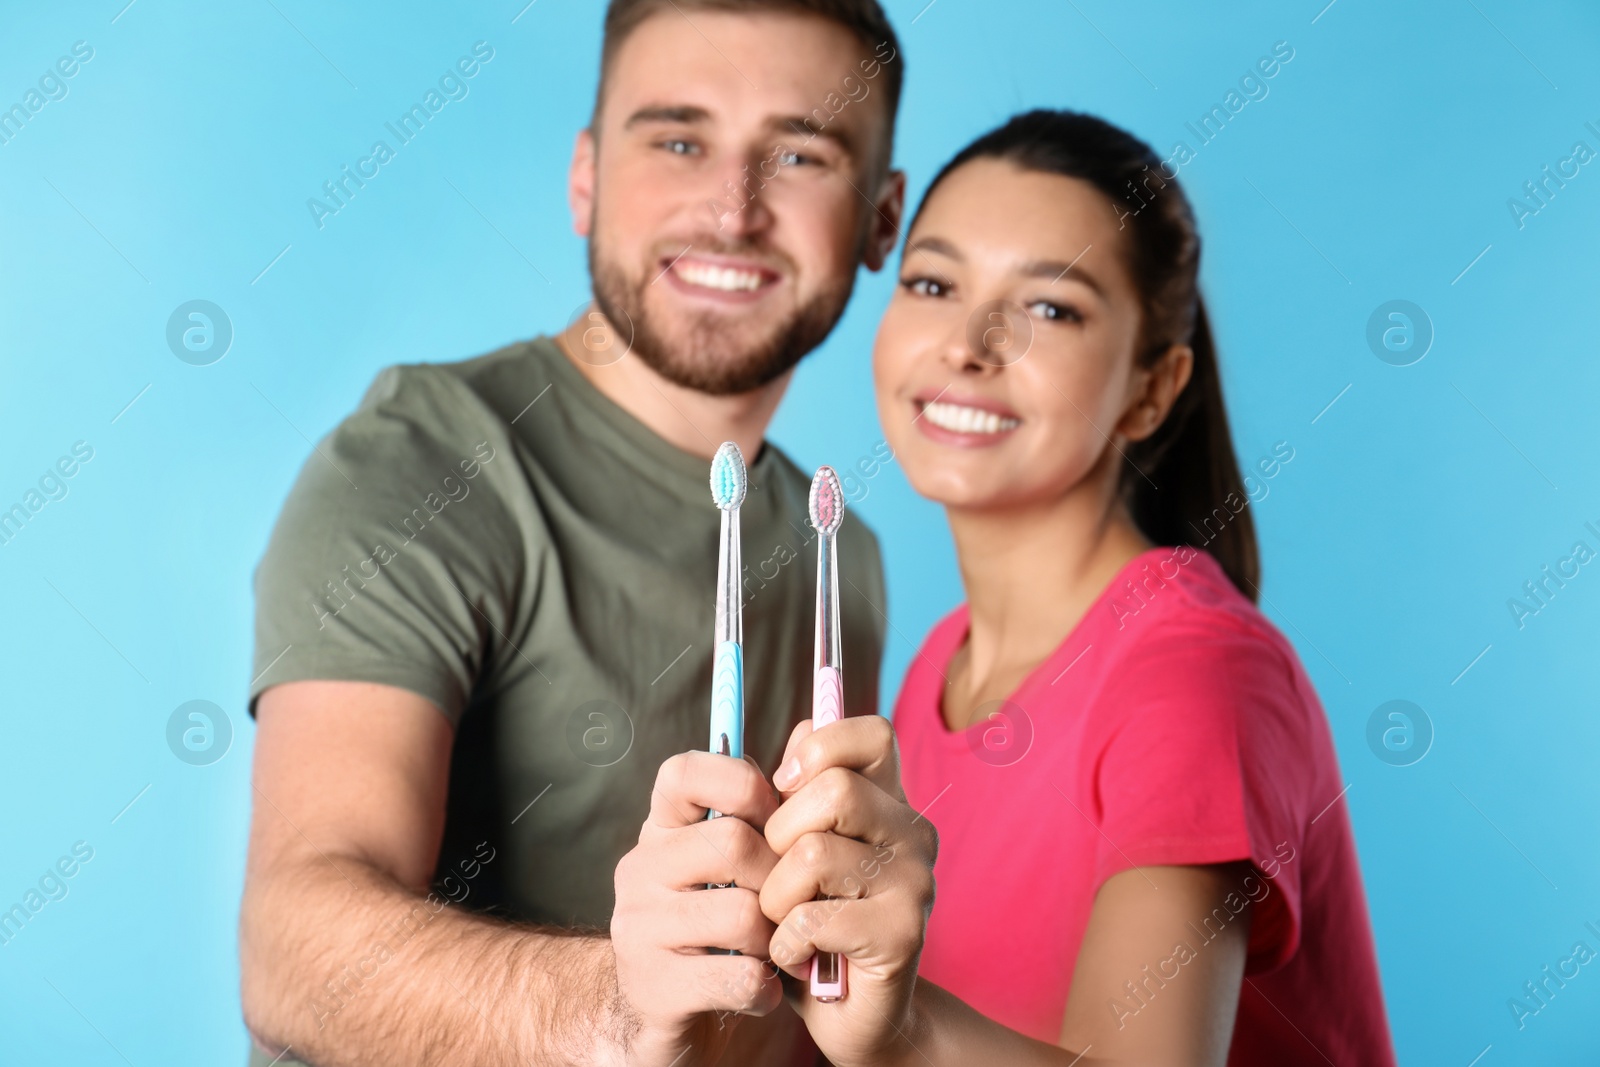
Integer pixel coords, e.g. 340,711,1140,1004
807,466,847,1002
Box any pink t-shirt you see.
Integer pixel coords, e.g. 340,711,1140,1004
893,545,1395,1065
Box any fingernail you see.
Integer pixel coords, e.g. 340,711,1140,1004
774,757,801,790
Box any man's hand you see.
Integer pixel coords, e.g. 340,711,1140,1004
759,716,938,1067
611,749,789,1066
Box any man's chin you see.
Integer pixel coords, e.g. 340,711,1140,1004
590,256,850,396
632,331,796,396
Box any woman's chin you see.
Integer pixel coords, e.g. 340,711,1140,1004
903,470,1020,513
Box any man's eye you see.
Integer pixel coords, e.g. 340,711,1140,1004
660,139,698,156
776,149,820,167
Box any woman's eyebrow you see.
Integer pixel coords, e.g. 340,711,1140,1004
903,235,1105,298
1019,254,1105,299
904,235,962,260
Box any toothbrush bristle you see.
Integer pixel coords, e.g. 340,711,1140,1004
808,466,843,535
710,441,748,510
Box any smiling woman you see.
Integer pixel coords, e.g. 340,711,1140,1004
862,110,1399,1066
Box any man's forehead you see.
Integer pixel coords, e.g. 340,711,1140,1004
601,8,879,131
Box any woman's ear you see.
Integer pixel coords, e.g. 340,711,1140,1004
1117,343,1194,443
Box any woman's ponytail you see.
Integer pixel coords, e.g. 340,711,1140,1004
1124,298,1259,598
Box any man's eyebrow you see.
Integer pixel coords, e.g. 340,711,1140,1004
623,105,710,128
619,108,860,160
772,115,857,158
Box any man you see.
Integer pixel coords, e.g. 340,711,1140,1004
239,1,908,1065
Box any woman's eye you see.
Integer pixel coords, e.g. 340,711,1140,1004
1029,300,1082,323
903,276,948,297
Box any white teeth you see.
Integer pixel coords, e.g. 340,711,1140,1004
674,261,765,292
921,401,1019,435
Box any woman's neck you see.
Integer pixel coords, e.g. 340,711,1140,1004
943,471,1151,718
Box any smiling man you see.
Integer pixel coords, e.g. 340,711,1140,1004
238,3,905,1066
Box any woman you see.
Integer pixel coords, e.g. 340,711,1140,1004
771,110,1395,1066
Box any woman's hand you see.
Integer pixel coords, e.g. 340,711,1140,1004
759,715,938,1067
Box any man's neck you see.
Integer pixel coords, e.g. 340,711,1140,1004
553,314,791,464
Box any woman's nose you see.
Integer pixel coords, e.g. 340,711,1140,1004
939,300,1029,374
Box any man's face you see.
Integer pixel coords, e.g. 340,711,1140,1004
572,9,902,395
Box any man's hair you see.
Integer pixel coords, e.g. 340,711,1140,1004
593,0,904,160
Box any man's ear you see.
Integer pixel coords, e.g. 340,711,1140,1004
1118,343,1195,443
863,168,907,272
569,128,597,238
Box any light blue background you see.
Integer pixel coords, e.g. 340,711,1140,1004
2,0,1598,1062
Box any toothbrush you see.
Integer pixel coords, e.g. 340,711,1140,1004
705,442,747,916
807,466,848,1002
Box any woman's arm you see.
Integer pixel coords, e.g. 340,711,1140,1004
1059,862,1252,1062
894,863,1253,1067
762,716,1253,1067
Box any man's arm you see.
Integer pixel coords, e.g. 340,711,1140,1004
240,680,628,1066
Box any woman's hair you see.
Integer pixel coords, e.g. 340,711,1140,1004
908,109,1260,600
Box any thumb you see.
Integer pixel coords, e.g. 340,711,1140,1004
774,720,814,794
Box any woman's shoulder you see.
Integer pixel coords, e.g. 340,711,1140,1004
1103,546,1293,663
1088,546,1323,731
1085,547,1338,830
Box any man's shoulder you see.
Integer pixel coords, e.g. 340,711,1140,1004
273,337,557,512
356,336,557,430
431,335,562,414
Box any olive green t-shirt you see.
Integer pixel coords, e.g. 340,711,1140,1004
245,335,886,1061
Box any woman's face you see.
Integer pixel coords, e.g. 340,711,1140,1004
873,158,1162,513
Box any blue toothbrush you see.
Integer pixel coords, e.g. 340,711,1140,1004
706,442,747,917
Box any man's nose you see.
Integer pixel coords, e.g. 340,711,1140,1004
704,147,777,238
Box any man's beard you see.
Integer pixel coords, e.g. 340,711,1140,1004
588,231,859,397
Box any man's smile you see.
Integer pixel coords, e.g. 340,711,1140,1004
661,252,784,303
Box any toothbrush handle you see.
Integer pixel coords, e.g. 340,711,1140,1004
705,641,744,956
813,664,843,729
707,639,745,818
808,666,847,1002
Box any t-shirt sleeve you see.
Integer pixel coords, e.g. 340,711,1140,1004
247,364,524,727
1091,619,1309,973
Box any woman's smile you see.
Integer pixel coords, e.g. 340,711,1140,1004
913,389,1023,447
